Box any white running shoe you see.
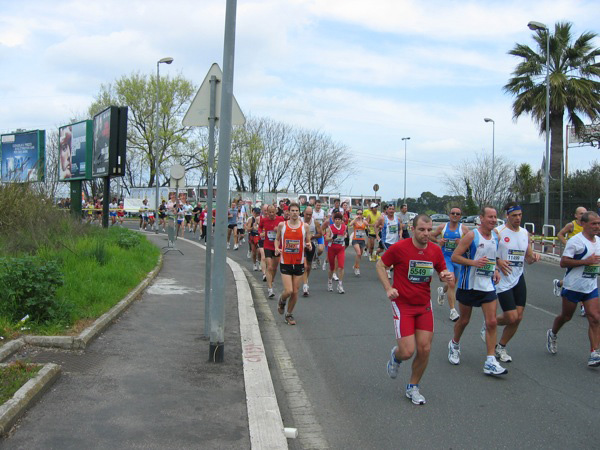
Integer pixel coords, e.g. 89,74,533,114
268,288,274,298
449,308,459,322
303,284,309,297
588,350,600,367
387,346,400,379
327,279,333,292
227,243,230,250
247,250,251,259
552,279,561,297
262,274,267,282
354,268,360,276
546,329,557,354
337,283,345,294
253,262,259,271
333,273,339,281
480,321,486,342
437,286,445,305
322,260,327,271
495,344,513,363
483,357,508,376
312,260,318,269
448,340,460,365
234,244,239,250
580,304,586,316
405,385,426,405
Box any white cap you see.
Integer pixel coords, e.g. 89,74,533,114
597,198,600,202
370,202,378,208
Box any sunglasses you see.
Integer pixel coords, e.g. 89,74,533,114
450,212,461,215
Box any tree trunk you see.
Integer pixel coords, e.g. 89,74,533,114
549,112,563,180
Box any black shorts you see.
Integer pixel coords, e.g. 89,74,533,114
456,288,497,307
497,274,527,311
280,263,305,276
402,229,410,239
368,233,377,239
345,236,350,248
304,242,317,262
264,248,277,258
237,227,245,234
159,212,166,219
185,215,192,223
228,223,237,230
258,239,264,248
194,216,200,223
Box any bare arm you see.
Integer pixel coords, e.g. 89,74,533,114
429,224,445,244
274,223,283,256
560,253,600,268
376,259,398,300
451,231,486,267
557,223,573,246
304,223,312,251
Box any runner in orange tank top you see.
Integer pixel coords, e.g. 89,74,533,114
275,203,312,325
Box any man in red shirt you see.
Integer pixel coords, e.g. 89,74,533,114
376,214,453,405
259,205,284,298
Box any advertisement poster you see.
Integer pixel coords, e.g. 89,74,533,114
59,120,91,181
1,130,45,182
92,107,111,177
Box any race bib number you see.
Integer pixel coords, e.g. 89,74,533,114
408,260,434,283
583,264,600,279
507,249,525,267
267,230,277,241
444,240,457,252
388,225,398,234
333,235,345,245
284,239,300,254
476,261,496,277
355,229,366,239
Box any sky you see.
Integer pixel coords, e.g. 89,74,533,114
1,0,599,201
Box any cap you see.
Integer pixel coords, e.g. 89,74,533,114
370,202,378,208
597,198,600,202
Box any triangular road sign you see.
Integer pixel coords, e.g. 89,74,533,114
183,63,245,127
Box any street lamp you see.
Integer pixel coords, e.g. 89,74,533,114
154,56,174,233
484,118,495,180
528,20,550,227
401,137,410,203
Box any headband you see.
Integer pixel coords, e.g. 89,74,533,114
506,205,522,214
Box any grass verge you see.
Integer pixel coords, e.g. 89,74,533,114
0,361,41,405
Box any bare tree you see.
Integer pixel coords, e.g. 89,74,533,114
445,152,515,210
258,118,296,192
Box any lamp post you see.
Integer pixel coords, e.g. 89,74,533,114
484,117,495,181
154,56,174,232
401,137,410,203
528,20,550,227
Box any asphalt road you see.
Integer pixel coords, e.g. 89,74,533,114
222,233,598,450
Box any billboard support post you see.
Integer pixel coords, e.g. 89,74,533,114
70,180,82,217
102,177,110,228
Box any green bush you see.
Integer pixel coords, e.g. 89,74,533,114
0,256,70,323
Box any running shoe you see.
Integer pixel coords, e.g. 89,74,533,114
552,279,561,297
277,296,286,315
480,321,486,342
387,346,400,379
405,385,426,405
327,279,333,292
483,358,508,376
268,288,275,298
495,344,512,363
437,286,445,305
337,283,345,294
234,244,239,250
333,273,339,281
449,309,459,322
312,260,318,270
227,243,230,250
253,262,259,271
448,340,460,365
303,284,309,297
262,274,267,282
588,350,600,367
580,304,586,316
354,268,360,276
322,260,327,271
285,313,296,325
546,329,557,354
247,250,251,259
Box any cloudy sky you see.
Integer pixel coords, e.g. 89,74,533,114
1,0,598,201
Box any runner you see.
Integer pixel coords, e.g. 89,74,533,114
554,206,588,316
313,200,326,269
546,211,600,367
117,201,125,226
245,207,261,271
184,200,193,232
325,212,347,293
429,206,468,322
349,209,368,276
176,201,185,237
226,201,239,250
139,199,149,230
364,202,382,261
158,200,167,232
301,206,321,296
377,214,453,405
492,202,540,363
237,199,247,247
447,206,508,376
192,202,203,236
275,203,312,325
109,197,118,226
397,203,412,239
375,204,403,279
257,204,269,280
259,205,284,298
147,202,156,230
341,201,352,248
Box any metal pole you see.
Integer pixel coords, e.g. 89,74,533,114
210,0,237,363
401,137,410,203
204,75,218,337
154,62,161,234
491,121,495,182
543,28,551,227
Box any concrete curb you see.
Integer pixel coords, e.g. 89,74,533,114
0,252,163,361
180,237,288,449
0,363,61,436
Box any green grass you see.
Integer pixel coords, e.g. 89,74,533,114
0,227,160,337
0,361,41,404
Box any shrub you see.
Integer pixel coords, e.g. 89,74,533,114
0,256,70,323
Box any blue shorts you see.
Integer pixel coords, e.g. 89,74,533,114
561,288,598,303
444,255,461,278
316,237,324,245
109,212,117,217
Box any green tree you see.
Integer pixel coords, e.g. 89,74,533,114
89,72,197,189
504,22,600,179
512,163,542,201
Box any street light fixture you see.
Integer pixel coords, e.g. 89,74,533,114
528,20,551,227
484,118,495,181
154,57,174,232
401,137,410,203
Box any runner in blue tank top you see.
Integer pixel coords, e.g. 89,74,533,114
430,206,468,322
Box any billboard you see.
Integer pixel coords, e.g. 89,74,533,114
59,120,92,181
1,130,45,182
92,106,127,178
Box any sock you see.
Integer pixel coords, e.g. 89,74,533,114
497,343,505,349
451,339,459,347
406,384,418,390
486,355,496,363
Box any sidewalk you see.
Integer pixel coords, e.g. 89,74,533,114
2,234,251,449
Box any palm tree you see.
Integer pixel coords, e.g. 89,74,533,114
504,22,600,179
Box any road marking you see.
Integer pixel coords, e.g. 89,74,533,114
146,277,202,295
